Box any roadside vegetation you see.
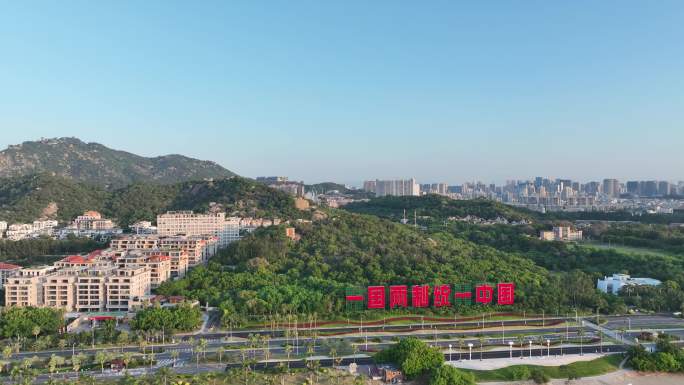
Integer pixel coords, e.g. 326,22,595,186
464,354,622,383
375,337,475,385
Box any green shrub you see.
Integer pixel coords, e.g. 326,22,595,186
511,366,531,380
531,368,550,384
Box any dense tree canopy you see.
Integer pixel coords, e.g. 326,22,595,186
0,307,64,339
130,303,203,332
0,174,303,227
375,337,445,379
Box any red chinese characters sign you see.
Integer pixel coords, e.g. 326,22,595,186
348,283,515,309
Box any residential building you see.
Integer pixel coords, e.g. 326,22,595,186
130,221,157,235
256,176,289,184
6,224,35,240
362,180,377,194
539,226,583,241
372,178,420,197
3,266,55,307
157,211,225,237
0,262,22,285
43,269,80,310
76,266,116,312
597,274,662,295
115,252,171,289
602,179,620,198
105,266,151,312
140,249,189,278
74,211,115,231
217,217,241,247
0,221,7,237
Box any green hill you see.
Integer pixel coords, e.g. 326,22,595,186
0,174,108,223
156,209,610,319
0,137,236,189
0,174,301,226
344,195,535,222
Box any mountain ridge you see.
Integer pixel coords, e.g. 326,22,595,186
0,137,236,189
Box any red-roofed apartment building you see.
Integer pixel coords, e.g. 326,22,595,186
0,262,21,285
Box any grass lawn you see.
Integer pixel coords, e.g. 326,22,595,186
581,241,675,257
464,354,623,382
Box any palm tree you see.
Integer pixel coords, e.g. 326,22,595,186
155,367,174,385
284,344,293,370
48,354,64,378
577,327,585,355
2,346,12,361
217,345,225,364
516,335,524,358
95,351,109,373
32,326,41,342
71,354,82,373
458,336,465,361
478,336,485,361
170,350,180,367
198,338,208,360
352,343,360,363
122,352,133,373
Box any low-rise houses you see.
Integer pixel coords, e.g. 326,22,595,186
58,211,122,240
130,221,157,235
539,226,583,241
597,273,662,295
4,220,59,240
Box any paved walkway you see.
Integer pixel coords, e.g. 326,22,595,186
480,369,684,385
449,353,608,370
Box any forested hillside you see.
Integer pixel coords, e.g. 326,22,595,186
0,137,235,188
344,196,684,313
0,174,301,226
156,209,618,322
344,195,536,222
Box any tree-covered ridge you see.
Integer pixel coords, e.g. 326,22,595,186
344,195,535,222
156,209,614,320
0,174,109,223
0,137,235,189
591,223,684,255
0,174,302,226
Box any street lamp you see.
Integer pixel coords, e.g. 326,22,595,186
508,341,513,359
546,339,550,357
448,344,452,362
468,343,473,361
529,340,532,358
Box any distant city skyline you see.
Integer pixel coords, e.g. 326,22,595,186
1,2,683,183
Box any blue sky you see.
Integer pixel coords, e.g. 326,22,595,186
1,1,683,186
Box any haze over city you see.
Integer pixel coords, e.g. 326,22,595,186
1,1,683,185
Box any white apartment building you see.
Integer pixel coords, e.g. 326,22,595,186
597,274,662,295
6,224,35,240
217,217,241,247
157,211,225,237
157,211,245,248
371,178,421,197
0,221,7,237
539,226,583,241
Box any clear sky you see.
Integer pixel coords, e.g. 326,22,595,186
1,1,683,186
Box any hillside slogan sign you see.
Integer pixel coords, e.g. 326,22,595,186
345,283,515,310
